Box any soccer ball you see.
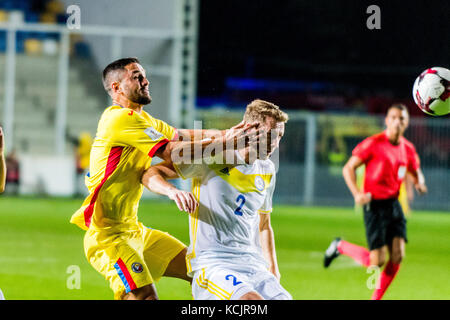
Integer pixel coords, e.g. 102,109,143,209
412,67,450,116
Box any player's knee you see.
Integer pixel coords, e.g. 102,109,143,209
390,251,404,264
370,256,385,268
239,291,264,300
144,293,159,300
165,247,192,283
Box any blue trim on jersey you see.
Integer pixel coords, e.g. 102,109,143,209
114,262,131,293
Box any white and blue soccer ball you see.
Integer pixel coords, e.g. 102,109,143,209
413,67,450,116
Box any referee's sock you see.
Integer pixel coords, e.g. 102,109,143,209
371,260,400,300
337,240,370,267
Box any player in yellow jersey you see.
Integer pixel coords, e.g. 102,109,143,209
0,126,5,193
70,58,258,300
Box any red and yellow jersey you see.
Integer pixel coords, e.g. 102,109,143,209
70,105,177,233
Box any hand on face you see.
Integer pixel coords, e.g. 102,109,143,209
251,118,285,160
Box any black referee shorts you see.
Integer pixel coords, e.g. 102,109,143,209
363,198,407,251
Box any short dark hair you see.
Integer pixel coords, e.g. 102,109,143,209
387,103,409,116
102,57,140,95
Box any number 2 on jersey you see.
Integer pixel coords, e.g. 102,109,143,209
234,194,246,216
225,274,242,286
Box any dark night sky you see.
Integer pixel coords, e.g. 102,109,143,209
197,0,450,99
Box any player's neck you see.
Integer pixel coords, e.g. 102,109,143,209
385,130,402,145
113,97,143,113
238,147,259,165
238,148,249,164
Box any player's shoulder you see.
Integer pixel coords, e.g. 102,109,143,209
102,105,148,125
102,105,133,120
400,136,417,151
355,132,380,148
368,132,386,143
140,109,170,128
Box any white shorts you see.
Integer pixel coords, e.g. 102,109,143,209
192,264,292,300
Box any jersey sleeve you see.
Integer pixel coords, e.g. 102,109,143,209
153,116,178,141
352,137,374,163
108,109,172,157
258,173,276,214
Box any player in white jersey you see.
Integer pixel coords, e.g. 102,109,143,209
142,99,292,300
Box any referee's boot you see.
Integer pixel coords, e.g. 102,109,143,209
323,237,341,268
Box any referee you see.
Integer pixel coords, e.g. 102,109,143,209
324,104,427,300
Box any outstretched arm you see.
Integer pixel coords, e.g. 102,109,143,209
142,161,198,214
259,213,280,280
177,128,226,141
0,127,6,193
155,121,261,164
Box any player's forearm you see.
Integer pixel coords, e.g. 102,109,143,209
417,169,426,185
165,137,227,163
259,226,280,278
0,154,5,193
142,169,177,196
160,122,256,163
342,165,360,198
178,129,225,141
142,165,178,196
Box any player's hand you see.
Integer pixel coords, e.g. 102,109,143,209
167,188,198,214
415,183,427,195
223,121,261,149
0,126,4,152
354,192,372,206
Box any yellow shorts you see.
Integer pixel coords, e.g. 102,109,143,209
84,222,186,299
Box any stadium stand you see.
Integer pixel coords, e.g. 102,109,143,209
0,0,104,155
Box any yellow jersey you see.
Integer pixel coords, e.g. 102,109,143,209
70,105,177,233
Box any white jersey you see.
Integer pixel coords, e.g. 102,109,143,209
174,151,276,276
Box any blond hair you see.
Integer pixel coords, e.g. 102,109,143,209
243,99,289,123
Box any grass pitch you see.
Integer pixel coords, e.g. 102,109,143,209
0,196,449,300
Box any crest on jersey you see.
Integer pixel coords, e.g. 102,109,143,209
397,166,406,179
131,262,143,273
255,176,265,191
219,167,230,176
144,127,164,141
